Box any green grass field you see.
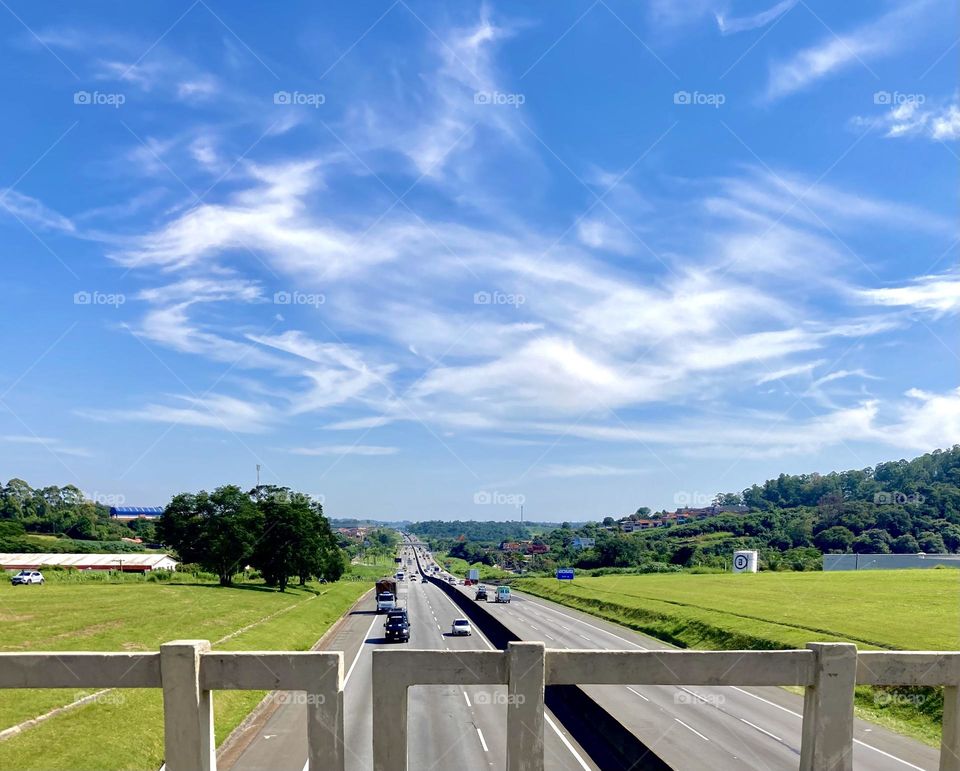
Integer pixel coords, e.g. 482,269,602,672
438,553,513,580
0,574,371,771
515,569,960,743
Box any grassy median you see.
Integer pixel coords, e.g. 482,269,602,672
515,569,960,745
0,575,371,770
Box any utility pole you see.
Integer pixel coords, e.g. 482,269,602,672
256,464,261,495
520,504,524,523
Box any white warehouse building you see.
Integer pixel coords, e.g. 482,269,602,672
0,553,178,572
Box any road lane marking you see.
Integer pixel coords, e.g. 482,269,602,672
476,727,489,752
544,714,591,770
443,585,591,769
626,687,649,702
730,687,924,770
463,690,471,707
514,593,926,770
675,719,710,741
517,593,647,649
738,718,782,743
544,633,555,640
530,625,539,631
345,615,380,686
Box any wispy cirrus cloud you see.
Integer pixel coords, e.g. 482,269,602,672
859,272,960,315
764,0,939,101
287,445,398,456
716,0,797,35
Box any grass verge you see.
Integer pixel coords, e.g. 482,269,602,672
515,570,960,746
0,575,370,770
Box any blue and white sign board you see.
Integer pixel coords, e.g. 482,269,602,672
556,568,575,580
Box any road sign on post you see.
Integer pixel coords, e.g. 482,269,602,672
556,568,574,580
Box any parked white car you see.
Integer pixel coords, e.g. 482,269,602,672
11,570,44,585
451,618,472,636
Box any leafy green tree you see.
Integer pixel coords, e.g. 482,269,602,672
851,529,892,554
891,534,920,554
917,531,947,554
158,486,259,585
813,526,854,553
713,493,742,506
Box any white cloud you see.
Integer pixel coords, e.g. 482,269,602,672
0,190,75,232
756,359,826,384
538,464,641,478
80,394,275,433
860,99,960,141
890,388,960,451
716,0,797,35
860,273,960,315
765,1,935,101
288,445,398,456
0,435,92,458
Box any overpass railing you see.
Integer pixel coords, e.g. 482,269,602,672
0,641,344,771
1,641,958,771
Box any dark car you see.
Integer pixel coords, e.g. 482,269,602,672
384,613,410,643
475,587,488,601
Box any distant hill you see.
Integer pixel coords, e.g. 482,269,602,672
626,446,960,569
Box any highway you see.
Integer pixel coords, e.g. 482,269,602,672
415,546,940,771
221,545,595,771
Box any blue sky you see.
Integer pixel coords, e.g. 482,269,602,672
0,0,957,520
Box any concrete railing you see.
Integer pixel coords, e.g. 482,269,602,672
374,642,960,771
0,641,344,771
2,641,958,770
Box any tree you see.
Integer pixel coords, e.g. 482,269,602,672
917,532,947,554
158,486,259,585
252,488,343,590
851,529,891,554
602,516,616,527
813,526,854,553
713,493,742,506
891,534,920,554
635,507,651,517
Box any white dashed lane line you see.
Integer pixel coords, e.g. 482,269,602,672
675,719,710,742
476,727,489,752
739,718,782,743
626,687,649,702
463,690,471,708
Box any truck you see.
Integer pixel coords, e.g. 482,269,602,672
495,586,511,603
376,578,398,613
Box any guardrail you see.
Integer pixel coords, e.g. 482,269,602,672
1,641,957,771
374,642,960,771
0,641,344,771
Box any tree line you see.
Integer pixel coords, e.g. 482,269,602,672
0,478,154,544
158,485,345,590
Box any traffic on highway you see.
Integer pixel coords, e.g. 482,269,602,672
220,536,938,771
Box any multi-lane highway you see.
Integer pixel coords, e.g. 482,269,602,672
221,545,595,771
415,544,940,771
221,538,940,770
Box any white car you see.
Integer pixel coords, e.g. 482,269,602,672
11,570,44,585
451,618,472,636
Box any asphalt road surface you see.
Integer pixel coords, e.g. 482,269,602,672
222,554,595,771
420,554,940,770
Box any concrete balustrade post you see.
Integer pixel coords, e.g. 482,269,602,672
506,642,545,771
306,652,345,771
372,650,408,771
799,643,857,771
941,686,960,771
160,640,215,771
